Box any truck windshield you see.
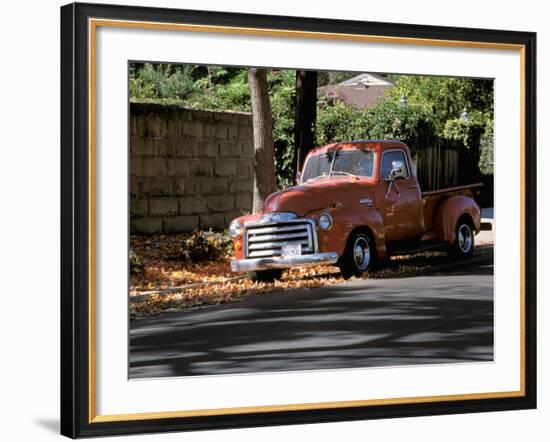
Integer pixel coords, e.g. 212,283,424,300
301,149,375,183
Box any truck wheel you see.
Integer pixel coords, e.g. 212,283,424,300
338,231,374,279
452,217,475,258
247,269,283,282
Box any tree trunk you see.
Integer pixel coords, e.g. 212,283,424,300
294,70,318,180
248,68,276,213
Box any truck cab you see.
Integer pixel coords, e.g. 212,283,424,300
229,140,481,281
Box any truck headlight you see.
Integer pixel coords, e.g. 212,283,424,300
229,219,243,238
318,213,333,231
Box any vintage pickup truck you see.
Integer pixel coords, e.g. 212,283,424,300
229,140,482,281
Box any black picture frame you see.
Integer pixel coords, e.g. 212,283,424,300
61,2,537,438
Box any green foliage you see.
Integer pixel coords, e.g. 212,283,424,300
442,109,493,175
384,76,493,132
363,101,437,156
269,70,297,188
180,230,233,262
316,101,364,145
130,64,198,100
478,125,494,175
317,75,493,172
383,76,495,174
443,114,484,149
316,100,437,157
186,69,252,111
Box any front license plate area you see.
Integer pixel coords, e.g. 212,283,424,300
281,244,302,257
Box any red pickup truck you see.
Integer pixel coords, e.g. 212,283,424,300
229,140,482,281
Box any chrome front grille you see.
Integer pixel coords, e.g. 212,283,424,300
245,220,316,258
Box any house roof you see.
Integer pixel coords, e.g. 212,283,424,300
318,73,394,110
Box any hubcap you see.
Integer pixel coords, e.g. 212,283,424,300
353,236,371,271
457,224,473,253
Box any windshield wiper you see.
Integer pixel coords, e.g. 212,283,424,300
306,173,329,183
331,171,358,178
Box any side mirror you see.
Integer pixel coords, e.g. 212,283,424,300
386,160,405,197
390,160,406,180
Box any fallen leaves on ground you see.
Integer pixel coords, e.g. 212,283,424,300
130,234,492,319
130,234,234,291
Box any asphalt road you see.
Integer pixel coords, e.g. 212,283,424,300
129,261,494,378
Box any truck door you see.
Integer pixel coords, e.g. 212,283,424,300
380,149,424,242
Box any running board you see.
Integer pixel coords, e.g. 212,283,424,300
387,240,448,256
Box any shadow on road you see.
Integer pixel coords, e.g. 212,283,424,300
130,263,493,378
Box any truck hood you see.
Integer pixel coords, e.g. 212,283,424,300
263,177,370,216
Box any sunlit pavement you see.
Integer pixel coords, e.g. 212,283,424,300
129,256,494,378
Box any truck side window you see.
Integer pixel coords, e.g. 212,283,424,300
380,150,409,180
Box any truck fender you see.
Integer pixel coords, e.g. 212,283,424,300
359,209,387,259
432,195,481,243
320,207,387,259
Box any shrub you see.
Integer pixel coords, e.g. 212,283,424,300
442,111,485,150
316,99,437,157
130,63,198,100
478,125,494,175
363,100,437,156
269,70,297,189
180,230,233,262
316,101,365,145
129,249,144,274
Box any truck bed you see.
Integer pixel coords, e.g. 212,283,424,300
421,183,483,232
421,182,483,198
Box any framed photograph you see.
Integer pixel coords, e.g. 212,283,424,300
60,2,536,438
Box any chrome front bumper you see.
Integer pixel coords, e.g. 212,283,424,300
231,252,339,272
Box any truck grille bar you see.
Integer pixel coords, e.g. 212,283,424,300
245,220,316,259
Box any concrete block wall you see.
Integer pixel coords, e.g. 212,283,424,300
130,103,254,233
